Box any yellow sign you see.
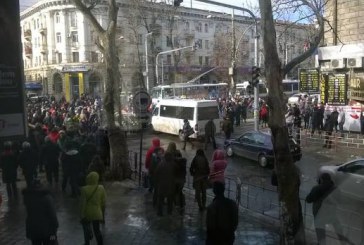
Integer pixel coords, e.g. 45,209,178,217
65,73,70,102
79,73,84,95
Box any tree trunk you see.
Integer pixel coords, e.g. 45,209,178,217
72,0,131,180
258,1,305,244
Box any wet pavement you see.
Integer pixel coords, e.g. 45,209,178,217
0,178,280,245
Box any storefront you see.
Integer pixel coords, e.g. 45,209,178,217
62,65,88,101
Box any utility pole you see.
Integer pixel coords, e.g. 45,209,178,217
145,32,153,91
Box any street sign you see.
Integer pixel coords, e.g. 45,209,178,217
132,91,152,114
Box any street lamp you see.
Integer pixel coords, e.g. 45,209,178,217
144,32,153,91
155,45,195,85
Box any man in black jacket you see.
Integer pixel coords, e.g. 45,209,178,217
206,182,238,245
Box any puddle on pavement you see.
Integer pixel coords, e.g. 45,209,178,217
125,214,148,228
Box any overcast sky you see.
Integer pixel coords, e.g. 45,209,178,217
19,0,259,15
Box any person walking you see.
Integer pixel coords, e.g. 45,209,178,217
209,149,228,184
80,172,106,245
154,152,175,216
221,117,232,140
337,107,345,138
144,137,163,192
0,141,18,199
204,119,217,150
60,142,82,197
40,136,60,187
323,115,334,149
19,141,38,187
306,173,349,245
182,119,195,150
166,142,186,213
190,149,210,211
206,182,239,245
88,155,105,183
22,180,59,245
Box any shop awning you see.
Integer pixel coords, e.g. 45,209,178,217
25,82,42,90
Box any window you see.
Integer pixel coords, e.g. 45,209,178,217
173,37,179,47
56,32,61,43
71,31,78,43
205,56,209,66
137,34,143,45
166,36,172,47
199,56,203,65
57,53,62,63
197,23,202,32
197,106,219,120
70,12,77,27
55,12,60,24
184,21,190,30
91,51,98,62
72,52,79,62
205,40,209,49
342,161,364,175
197,39,202,49
204,23,208,33
160,105,194,120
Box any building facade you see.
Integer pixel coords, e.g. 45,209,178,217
21,0,313,100
318,0,364,104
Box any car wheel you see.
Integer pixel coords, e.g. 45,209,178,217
258,154,268,168
179,131,184,141
226,146,233,157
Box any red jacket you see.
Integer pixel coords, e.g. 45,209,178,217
210,150,227,183
145,137,162,170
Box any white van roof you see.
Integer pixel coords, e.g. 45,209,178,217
156,99,217,107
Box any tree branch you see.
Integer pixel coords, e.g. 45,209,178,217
72,0,105,35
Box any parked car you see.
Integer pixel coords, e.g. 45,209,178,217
318,158,364,205
225,130,302,167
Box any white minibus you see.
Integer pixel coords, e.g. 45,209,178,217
151,99,221,140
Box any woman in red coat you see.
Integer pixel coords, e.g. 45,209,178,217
209,149,227,184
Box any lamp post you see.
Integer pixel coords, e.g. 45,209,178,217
155,45,195,85
145,32,153,91
196,0,260,130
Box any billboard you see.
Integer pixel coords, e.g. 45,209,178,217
0,1,27,139
298,68,320,93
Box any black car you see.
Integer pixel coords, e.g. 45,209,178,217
225,130,302,167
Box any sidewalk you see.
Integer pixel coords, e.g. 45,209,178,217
0,179,279,245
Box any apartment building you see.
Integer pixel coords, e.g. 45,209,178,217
21,0,312,100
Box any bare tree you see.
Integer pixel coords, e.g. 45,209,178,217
258,0,325,244
72,0,131,179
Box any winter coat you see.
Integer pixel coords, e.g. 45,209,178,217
145,137,161,170
80,172,106,221
79,142,97,169
174,157,187,186
41,141,60,168
338,111,345,125
206,196,239,245
61,149,82,177
0,150,18,183
210,150,227,183
19,148,38,177
324,116,334,132
154,155,175,197
306,178,340,228
204,119,216,137
22,187,58,240
221,119,232,134
190,152,210,189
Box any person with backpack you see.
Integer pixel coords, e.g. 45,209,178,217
144,137,163,192
190,149,210,211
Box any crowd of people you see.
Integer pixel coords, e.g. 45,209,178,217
144,137,239,243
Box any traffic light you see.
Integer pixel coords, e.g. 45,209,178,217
251,66,260,87
174,0,183,6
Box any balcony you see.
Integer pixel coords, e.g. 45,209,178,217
39,26,47,35
183,29,195,39
40,45,47,54
24,46,32,57
348,90,364,101
24,29,32,41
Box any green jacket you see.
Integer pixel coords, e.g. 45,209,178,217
80,172,106,221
